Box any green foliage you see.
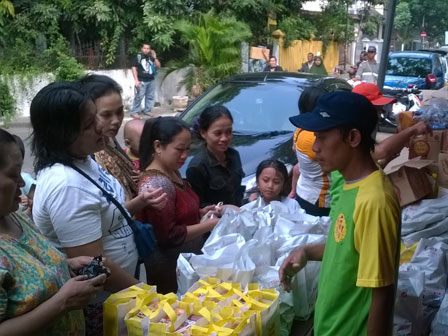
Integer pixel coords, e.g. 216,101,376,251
394,2,412,45
395,0,448,45
0,80,15,122
278,16,315,47
167,11,251,94
44,33,84,81
314,2,354,51
0,0,14,17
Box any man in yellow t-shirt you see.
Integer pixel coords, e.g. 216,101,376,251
280,91,400,335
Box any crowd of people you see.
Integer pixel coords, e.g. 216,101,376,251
0,45,434,335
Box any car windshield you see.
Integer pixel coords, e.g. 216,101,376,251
386,56,432,77
181,81,303,133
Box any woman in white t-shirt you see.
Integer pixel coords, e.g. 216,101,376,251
30,82,139,335
242,159,301,214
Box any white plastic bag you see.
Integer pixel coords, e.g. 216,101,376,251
402,217,448,247
401,194,448,236
431,293,448,335
176,253,200,296
232,239,272,286
393,270,425,335
401,238,448,334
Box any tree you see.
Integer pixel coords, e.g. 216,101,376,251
394,2,412,47
395,0,448,45
166,11,251,95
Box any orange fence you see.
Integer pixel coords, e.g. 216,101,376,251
273,30,339,74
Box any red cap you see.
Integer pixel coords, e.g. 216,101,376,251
352,83,397,106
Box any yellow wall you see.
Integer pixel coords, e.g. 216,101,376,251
275,36,339,74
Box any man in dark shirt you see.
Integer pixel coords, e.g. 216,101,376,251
130,43,161,119
299,53,314,72
263,56,283,72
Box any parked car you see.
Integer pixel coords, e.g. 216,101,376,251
178,72,352,199
419,49,448,83
385,51,445,89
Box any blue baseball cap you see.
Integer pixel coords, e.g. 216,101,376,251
289,91,378,134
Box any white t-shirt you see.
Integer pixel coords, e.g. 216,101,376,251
242,196,301,214
33,157,138,278
295,149,332,208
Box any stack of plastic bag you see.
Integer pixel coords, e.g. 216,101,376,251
124,277,280,336
401,194,448,247
394,237,448,335
414,98,448,129
176,200,330,335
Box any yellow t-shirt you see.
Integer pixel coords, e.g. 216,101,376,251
314,170,400,335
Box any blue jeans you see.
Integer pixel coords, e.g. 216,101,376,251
131,80,155,115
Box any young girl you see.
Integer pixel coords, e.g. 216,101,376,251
243,159,300,214
187,105,244,207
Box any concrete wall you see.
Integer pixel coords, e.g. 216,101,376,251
5,69,188,117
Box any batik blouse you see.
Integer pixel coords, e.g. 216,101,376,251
0,212,84,335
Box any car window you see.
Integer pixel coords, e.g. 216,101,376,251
387,56,432,77
181,82,303,133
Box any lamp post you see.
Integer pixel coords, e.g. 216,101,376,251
377,0,398,90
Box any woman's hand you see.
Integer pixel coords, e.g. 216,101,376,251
66,256,108,277
138,187,167,210
55,274,106,311
199,205,217,218
202,217,220,231
131,170,141,184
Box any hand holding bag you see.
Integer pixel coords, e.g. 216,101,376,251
68,164,157,261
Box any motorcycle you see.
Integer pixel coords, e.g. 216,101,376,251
379,86,423,132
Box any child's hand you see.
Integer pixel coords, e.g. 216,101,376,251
288,191,296,199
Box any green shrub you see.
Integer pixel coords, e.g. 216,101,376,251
55,54,85,81
0,81,15,122
278,16,315,48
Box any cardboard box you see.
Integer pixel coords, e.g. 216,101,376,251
438,152,448,188
250,46,270,60
385,158,433,207
397,111,418,131
421,86,448,107
409,131,443,162
441,130,448,153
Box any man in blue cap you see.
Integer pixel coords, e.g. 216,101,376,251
279,91,400,336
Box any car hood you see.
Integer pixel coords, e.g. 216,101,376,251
385,75,426,88
179,132,295,178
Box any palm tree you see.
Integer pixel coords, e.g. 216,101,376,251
166,10,251,96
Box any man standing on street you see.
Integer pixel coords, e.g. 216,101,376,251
299,52,314,73
131,43,161,119
263,56,283,72
280,91,400,336
356,46,379,83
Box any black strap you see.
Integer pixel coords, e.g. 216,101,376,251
67,163,138,233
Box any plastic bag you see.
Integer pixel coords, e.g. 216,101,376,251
232,239,272,287
400,238,448,334
393,270,425,336
402,217,448,247
431,293,448,335
401,194,448,236
415,98,448,128
176,253,199,296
